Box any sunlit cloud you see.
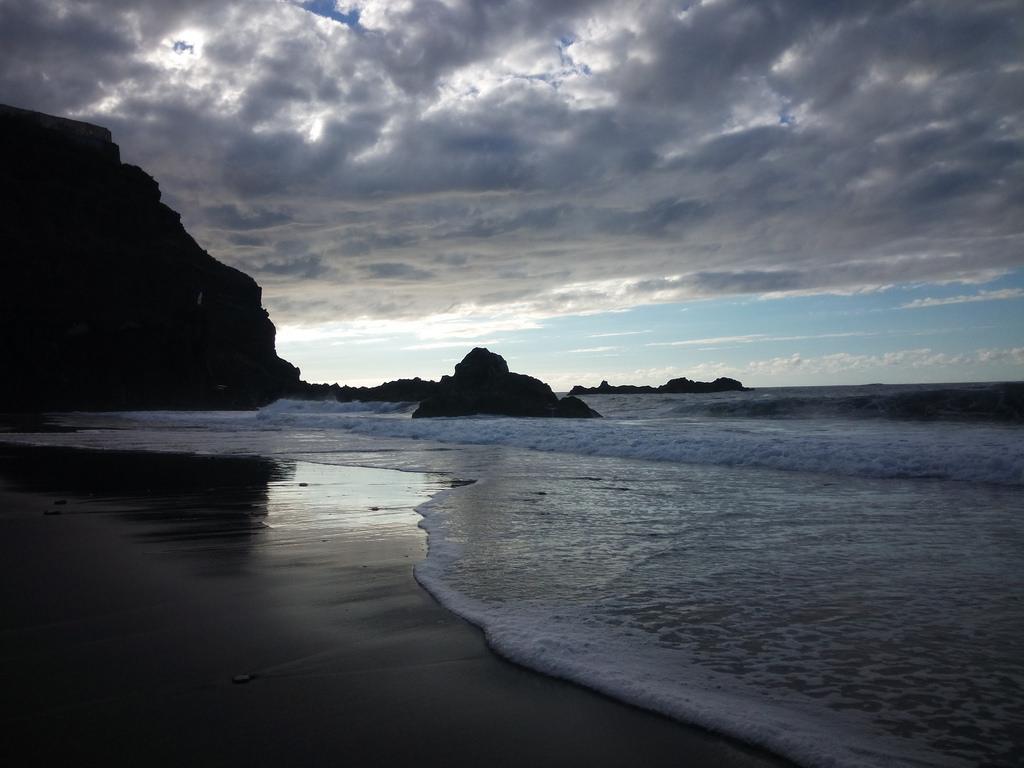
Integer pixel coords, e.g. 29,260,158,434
402,339,501,351
901,288,1024,309
647,331,875,347
588,330,652,338
647,334,764,348
736,348,1024,378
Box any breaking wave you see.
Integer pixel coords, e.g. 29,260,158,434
584,381,1024,422
249,396,1024,486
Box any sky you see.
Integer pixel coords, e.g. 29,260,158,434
1,0,1021,388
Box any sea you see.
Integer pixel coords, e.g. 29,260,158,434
6,382,1023,768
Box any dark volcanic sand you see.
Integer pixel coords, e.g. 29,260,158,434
0,444,791,767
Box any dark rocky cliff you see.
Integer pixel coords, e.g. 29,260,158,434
0,106,300,411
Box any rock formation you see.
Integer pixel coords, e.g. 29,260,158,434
569,376,749,395
0,105,300,411
300,377,442,403
412,348,601,418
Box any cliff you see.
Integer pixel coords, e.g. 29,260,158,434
0,106,300,411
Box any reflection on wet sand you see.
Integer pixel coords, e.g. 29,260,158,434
0,444,287,544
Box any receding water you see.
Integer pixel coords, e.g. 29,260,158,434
415,450,1024,768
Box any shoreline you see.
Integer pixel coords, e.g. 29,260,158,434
0,442,792,767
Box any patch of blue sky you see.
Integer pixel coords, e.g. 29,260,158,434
296,1,360,28
280,270,1024,388
518,271,1024,386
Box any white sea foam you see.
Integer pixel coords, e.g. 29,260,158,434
413,451,1024,768
579,382,1024,423
257,398,417,416
238,398,1024,486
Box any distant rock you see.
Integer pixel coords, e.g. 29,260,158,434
412,348,601,418
569,377,750,395
572,381,657,395
0,105,300,411
662,376,749,393
299,377,442,403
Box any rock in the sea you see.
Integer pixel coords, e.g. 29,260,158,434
412,348,601,418
0,104,300,411
553,395,602,418
570,380,658,395
661,376,749,393
569,376,750,395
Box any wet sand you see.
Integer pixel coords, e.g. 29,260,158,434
0,444,791,767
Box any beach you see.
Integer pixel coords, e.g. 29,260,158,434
0,443,788,767
3,385,1021,767
3,3,1021,764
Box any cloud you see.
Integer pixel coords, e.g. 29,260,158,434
362,262,435,280
648,334,765,347
977,347,1024,365
900,288,1024,309
609,347,1022,385
738,347,1024,378
1,0,1021,326
402,339,501,351
202,203,292,231
588,330,651,338
648,331,874,347
276,309,544,351
568,345,618,354
254,254,328,279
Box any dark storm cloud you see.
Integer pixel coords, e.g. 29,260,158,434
340,230,418,256
1,0,1021,323
203,204,292,230
229,233,266,247
362,262,435,281
0,2,135,112
599,198,712,237
256,254,329,279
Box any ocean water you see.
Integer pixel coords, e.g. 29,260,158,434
6,382,1023,767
